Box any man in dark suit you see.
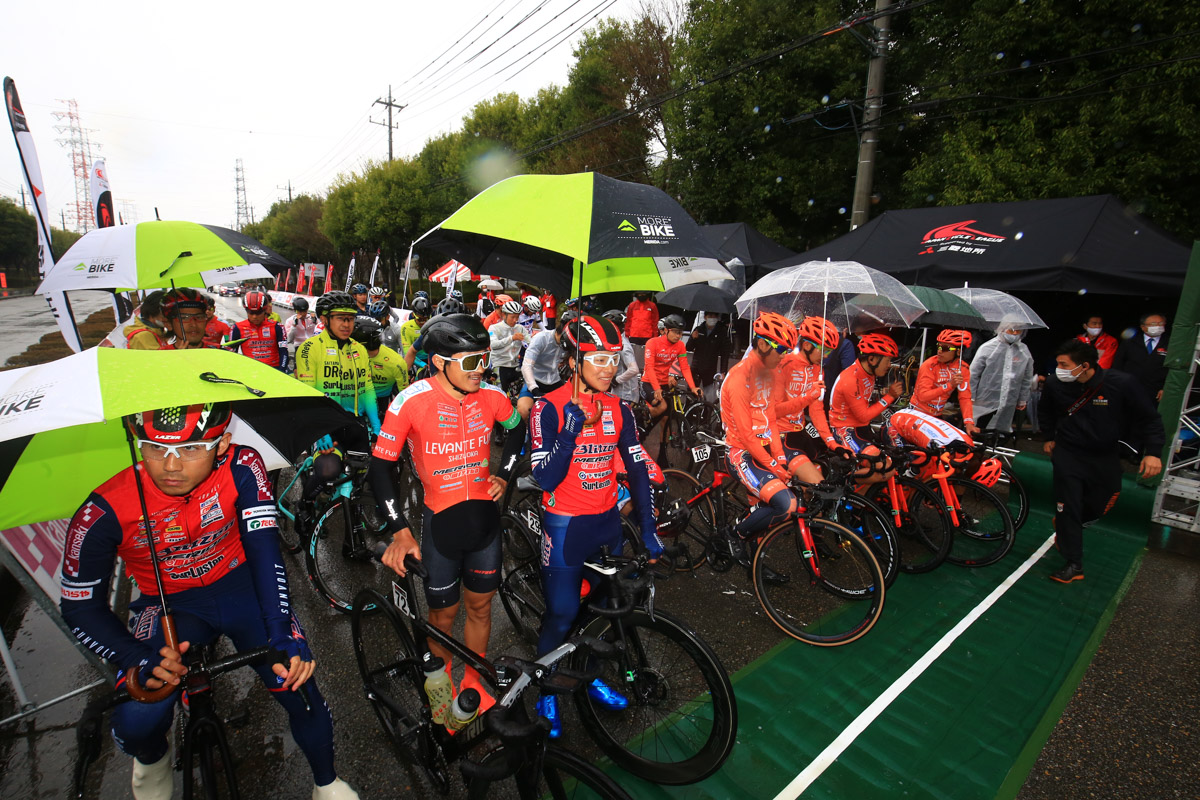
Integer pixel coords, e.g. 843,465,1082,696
1113,312,1169,404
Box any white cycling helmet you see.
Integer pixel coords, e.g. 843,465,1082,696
501,300,522,315
524,296,542,314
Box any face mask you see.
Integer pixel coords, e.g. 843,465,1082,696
1056,365,1081,383
1146,325,1165,337
1085,326,1101,337
1001,332,1021,344
705,317,718,328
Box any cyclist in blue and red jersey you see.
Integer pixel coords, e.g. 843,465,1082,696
529,314,663,737
59,403,358,800
369,313,526,708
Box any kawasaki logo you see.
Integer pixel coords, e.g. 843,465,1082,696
617,219,637,232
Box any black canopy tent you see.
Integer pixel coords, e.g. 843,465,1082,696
784,195,1190,295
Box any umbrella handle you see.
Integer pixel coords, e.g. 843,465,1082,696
572,371,602,427
125,613,181,704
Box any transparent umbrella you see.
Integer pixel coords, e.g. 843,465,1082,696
945,286,1047,330
735,260,927,330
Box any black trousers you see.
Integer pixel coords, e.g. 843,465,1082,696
1051,446,1122,567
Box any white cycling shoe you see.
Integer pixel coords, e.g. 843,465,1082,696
131,748,174,800
313,777,360,800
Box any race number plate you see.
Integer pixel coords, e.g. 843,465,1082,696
391,581,414,620
691,444,711,463
523,508,542,536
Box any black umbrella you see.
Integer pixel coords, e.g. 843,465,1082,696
656,283,738,314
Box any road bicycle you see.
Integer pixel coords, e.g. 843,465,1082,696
74,644,302,800
977,430,1030,531
351,551,632,799
496,496,738,785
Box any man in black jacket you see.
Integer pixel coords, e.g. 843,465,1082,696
1039,339,1163,584
687,312,733,402
1112,312,1169,404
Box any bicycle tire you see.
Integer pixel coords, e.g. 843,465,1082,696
659,469,715,573
570,608,737,785
185,715,239,800
695,459,750,523
944,477,1016,567
866,477,953,574
823,491,900,588
752,518,886,646
465,743,632,800
306,498,385,613
271,465,304,555
992,463,1029,532
498,513,545,646
680,402,720,456
396,454,426,540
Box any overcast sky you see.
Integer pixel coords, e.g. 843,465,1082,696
2,0,640,231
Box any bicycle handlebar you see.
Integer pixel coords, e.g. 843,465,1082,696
369,541,429,579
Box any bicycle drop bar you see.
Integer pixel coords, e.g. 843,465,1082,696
369,541,429,579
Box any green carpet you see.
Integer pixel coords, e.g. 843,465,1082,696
622,453,1153,799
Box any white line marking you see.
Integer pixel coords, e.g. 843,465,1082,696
773,534,1056,799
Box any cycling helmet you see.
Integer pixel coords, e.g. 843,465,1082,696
972,456,1002,488
420,313,490,357
558,309,581,330
752,312,798,350
523,296,542,315
662,314,685,332
603,309,626,326
495,293,513,306
796,316,840,350
448,288,464,301
655,497,692,538
501,300,522,315
352,316,383,351
315,290,358,318
857,332,899,357
127,402,232,443
414,290,429,300
937,329,973,349
292,297,309,312
368,287,387,300
161,288,207,318
242,290,269,313
562,315,622,355
410,296,432,318
436,297,466,316
350,283,369,295
367,300,390,319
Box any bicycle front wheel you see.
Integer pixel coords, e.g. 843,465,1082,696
271,464,304,554
571,608,737,785
824,491,900,588
465,744,631,800
660,469,715,572
866,477,953,574
991,463,1029,532
944,477,1016,567
306,498,386,613
498,513,545,646
753,519,886,646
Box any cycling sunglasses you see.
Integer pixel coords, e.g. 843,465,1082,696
138,439,221,462
756,336,790,355
936,344,959,352
440,350,490,372
582,352,621,367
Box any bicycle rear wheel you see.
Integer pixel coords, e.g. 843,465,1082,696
753,519,886,646
465,743,631,800
498,513,545,646
660,469,715,573
306,498,386,613
866,477,953,574
571,608,737,785
944,477,1016,567
271,465,304,554
824,491,899,588
991,463,1029,532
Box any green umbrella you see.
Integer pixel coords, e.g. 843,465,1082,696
35,220,292,294
0,347,345,529
411,172,731,297
907,285,991,330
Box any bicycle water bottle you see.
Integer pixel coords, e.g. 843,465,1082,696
422,655,453,726
445,688,481,733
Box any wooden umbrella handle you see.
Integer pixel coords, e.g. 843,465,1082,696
572,371,602,426
125,613,182,704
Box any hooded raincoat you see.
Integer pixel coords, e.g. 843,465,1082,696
969,321,1035,433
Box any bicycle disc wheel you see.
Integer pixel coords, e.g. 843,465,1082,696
660,469,715,572
866,477,953,574
498,514,545,646
306,498,386,613
571,608,737,785
991,463,1029,532
753,519,885,646
351,588,447,790
465,744,631,800
944,477,1016,567
824,492,900,588
271,464,304,554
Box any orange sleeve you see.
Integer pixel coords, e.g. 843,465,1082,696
774,362,823,419
676,342,696,390
912,358,940,410
808,398,836,444
842,376,891,426
643,339,661,389
956,361,974,423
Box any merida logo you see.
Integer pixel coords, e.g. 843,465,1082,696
73,263,86,271
617,219,637,232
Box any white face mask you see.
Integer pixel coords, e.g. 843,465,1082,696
1001,332,1021,344
705,317,718,327
1085,326,1101,337
1146,325,1165,337
1056,364,1082,383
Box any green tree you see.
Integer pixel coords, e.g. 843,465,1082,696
244,195,336,266
0,199,37,284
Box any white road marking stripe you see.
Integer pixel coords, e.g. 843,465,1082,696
773,534,1056,799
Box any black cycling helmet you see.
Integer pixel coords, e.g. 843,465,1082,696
350,283,369,295
127,402,232,443
316,290,358,318
410,296,432,317
436,297,466,316
558,309,581,331
292,296,309,312
420,313,490,357
602,309,626,331
161,288,207,319
662,314,685,331
352,316,383,351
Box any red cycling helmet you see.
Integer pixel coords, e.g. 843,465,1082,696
796,316,840,350
857,332,899,357
126,403,232,443
160,288,207,319
563,314,622,355
973,456,1002,488
753,312,798,350
937,329,973,349
242,291,269,313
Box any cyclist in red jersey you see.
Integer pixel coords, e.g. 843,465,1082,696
160,288,212,351
369,313,525,705
202,294,232,348
640,314,701,424
828,332,905,482
227,290,288,372
773,316,845,485
911,329,979,435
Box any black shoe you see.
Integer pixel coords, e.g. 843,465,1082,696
1050,562,1084,583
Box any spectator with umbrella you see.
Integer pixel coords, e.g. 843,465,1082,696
970,318,1036,438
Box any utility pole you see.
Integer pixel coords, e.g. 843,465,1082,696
371,85,406,162
278,180,293,203
849,0,893,231
19,185,26,211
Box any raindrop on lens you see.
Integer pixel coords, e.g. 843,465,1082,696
821,95,830,104
995,52,1005,60
838,207,846,215
753,106,760,113
1132,23,1143,33
1014,232,1024,240
1078,288,1088,296
1021,60,1032,69
926,194,935,202
807,198,815,206
776,176,783,183
764,124,771,132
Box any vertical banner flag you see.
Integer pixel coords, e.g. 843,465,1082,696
296,265,307,295
367,249,381,286
344,253,356,292
4,77,84,352
324,263,334,295
90,158,113,229
283,268,292,294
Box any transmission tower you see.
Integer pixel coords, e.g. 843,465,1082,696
52,99,100,233
235,159,250,230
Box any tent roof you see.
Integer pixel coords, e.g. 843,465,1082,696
785,195,1191,295
700,223,796,267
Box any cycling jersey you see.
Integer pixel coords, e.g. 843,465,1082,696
60,445,288,670
399,318,423,356
773,353,835,444
203,317,231,348
368,344,409,400
642,335,696,391
911,356,974,423
481,309,502,331
229,318,288,371
372,378,521,514
828,361,895,430
720,355,785,471
517,311,544,338
123,319,170,351
294,329,381,431
284,313,317,347
887,407,973,449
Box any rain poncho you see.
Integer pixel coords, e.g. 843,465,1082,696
613,336,642,403
969,324,1035,432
